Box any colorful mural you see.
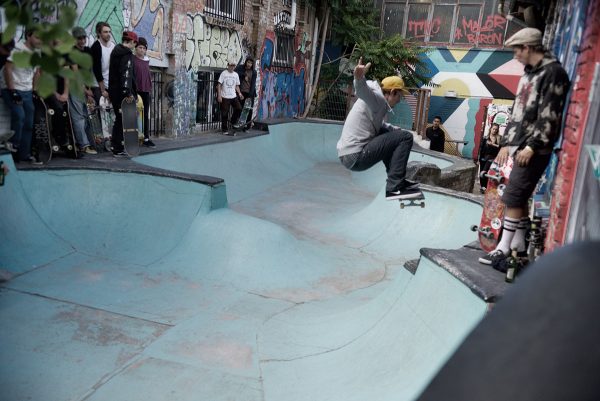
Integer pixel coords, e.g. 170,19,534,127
185,13,243,70
258,30,308,119
418,48,522,157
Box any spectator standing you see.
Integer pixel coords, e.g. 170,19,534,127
217,60,243,134
478,28,570,265
133,37,155,147
90,22,114,103
68,26,97,154
235,56,257,124
424,116,445,152
478,122,501,192
108,31,137,157
0,29,41,163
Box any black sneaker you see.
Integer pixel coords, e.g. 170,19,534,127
143,139,156,148
385,187,422,201
399,179,419,191
478,249,507,265
112,150,128,158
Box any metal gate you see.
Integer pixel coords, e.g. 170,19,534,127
196,70,222,131
150,70,164,136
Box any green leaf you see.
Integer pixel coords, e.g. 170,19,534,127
56,40,75,54
2,23,17,45
36,72,57,98
69,50,92,69
12,51,32,68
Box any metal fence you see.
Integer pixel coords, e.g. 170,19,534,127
196,70,222,131
309,80,353,121
150,70,164,137
204,0,244,24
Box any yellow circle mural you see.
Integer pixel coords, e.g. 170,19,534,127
432,78,471,98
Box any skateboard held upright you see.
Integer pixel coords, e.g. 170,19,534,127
32,94,53,164
121,98,140,156
232,98,253,131
471,157,513,252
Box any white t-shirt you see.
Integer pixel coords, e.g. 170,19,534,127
101,41,115,88
218,70,240,99
0,41,37,91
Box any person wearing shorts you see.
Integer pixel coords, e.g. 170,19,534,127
479,27,570,265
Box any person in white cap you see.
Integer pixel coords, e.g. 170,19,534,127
479,27,570,266
337,57,420,200
217,59,244,135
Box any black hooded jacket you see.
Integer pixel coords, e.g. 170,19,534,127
108,44,136,99
235,62,257,98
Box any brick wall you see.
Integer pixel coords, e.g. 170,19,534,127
546,0,600,250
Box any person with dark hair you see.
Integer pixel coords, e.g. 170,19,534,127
0,29,41,163
108,31,137,157
90,22,114,103
337,57,420,201
68,26,97,155
235,56,257,124
424,116,445,152
478,122,501,192
133,37,155,147
479,27,570,265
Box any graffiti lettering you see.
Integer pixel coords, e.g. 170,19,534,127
407,17,441,39
455,14,506,45
185,13,243,70
274,10,291,26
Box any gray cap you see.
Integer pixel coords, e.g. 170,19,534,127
72,26,87,38
505,27,542,47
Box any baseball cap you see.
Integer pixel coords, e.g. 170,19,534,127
72,27,87,38
122,31,138,43
505,27,542,47
380,76,410,95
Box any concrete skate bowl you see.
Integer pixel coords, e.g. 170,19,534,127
1,121,486,401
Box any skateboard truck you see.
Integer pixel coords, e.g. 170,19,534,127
399,197,425,209
470,224,495,239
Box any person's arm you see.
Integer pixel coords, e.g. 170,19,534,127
216,72,223,102
3,61,22,104
352,57,382,114
90,42,105,92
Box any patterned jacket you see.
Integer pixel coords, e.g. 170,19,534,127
501,54,570,155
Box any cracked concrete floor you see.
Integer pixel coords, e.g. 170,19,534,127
1,125,486,401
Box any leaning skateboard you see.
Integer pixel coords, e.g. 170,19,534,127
399,190,425,209
48,99,78,159
471,157,513,252
121,97,140,156
232,98,253,132
86,99,110,151
99,96,114,151
32,94,53,164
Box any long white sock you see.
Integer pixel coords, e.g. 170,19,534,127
495,217,519,255
510,217,530,253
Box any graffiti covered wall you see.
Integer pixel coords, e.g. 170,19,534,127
258,30,309,119
75,0,171,67
418,48,522,157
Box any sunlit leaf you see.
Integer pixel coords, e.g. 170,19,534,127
69,50,92,69
12,51,32,68
36,72,57,98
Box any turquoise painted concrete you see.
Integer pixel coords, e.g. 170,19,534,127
0,124,486,401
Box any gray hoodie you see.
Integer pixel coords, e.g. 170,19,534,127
337,78,397,157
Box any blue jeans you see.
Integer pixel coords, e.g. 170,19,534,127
68,94,90,148
1,89,34,161
341,129,414,192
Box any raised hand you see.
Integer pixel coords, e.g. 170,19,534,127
354,57,371,80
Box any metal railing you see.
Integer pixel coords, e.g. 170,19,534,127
196,71,222,131
150,70,164,137
204,0,244,24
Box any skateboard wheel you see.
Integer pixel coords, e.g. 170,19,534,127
420,202,425,208
400,203,405,209
48,109,55,115
67,145,73,150
52,146,59,152
470,224,478,232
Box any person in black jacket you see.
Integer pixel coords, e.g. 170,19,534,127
234,56,257,124
108,31,137,157
89,22,114,105
477,123,501,192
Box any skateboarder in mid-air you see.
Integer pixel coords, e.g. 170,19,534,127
478,28,570,265
337,57,419,200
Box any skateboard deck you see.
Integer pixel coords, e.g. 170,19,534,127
121,98,140,156
232,98,253,130
32,94,53,164
86,99,108,151
398,191,425,209
472,157,513,252
99,96,114,150
48,99,78,159
136,95,145,143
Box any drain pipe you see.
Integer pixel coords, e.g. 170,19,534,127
308,15,319,97
283,0,297,31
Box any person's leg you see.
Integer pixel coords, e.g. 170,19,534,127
139,91,150,140
351,129,415,193
19,91,34,161
220,98,231,132
68,94,91,149
111,94,125,153
1,89,24,157
231,97,242,125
